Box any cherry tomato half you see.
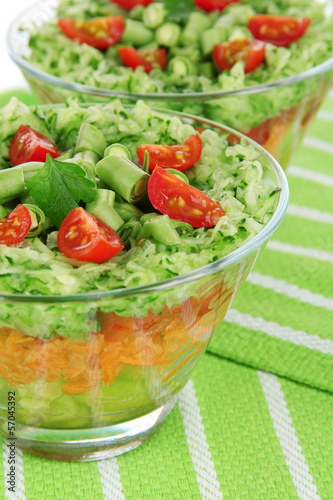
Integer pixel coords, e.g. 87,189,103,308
195,0,240,12
9,125,61,166
57,208,124,263
248,15,311,47
58,16,125,50
148,167,225,228
112,0,154,10
118,47,167,73
0,205,32,246
137,134,203,172
213,39,266,74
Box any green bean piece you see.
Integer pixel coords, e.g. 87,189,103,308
143,3,166,29
76,123,107,158
156,22,181,47
141,215,181,245
170,219,194,236
122,19,154,46
129,4,144,20
89,202,124,231
85,189,122,230
86,189,116,212
24,204,46,238
104,143,132,160
0,166,25,204
117,220,142,246
165,169,189,184
140,213,160,224
96,155,149,204
168,56,197,76
114,201,144,222
200,26,228,56
181,12,212,46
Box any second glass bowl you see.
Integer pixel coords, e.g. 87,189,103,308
7,0,333,169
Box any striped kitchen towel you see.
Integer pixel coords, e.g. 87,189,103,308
209,91,333,393
0,90,332,499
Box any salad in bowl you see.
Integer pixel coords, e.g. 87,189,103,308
0,98,288,460
7,0,333,168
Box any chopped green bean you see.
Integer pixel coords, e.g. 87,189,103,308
96,155,149,204
24,204,46,238
104,143,132,160
129,4,144,21
122,19,154,46
89,202,124,231
114,201,144,221
76,123,106,158
156,22,181,47
117,220,142,246
86,189,116,212
181,12,212,46
200,26,228,56
141,215,181,245
143,3,166,29
168,56,197,76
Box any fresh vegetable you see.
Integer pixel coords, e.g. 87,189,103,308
9,125,61,166
58,16,125,49
118,47,167,72
137,134,202,171
148,167,225,228
0,204,31,246
112,0,154,10
26,155,96,229
248,15,311,47
57,207,124,263
195,0,240,12
96,154,149,203
213,39,266,74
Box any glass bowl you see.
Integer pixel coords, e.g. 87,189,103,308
0,103,288,462
7,0,333,169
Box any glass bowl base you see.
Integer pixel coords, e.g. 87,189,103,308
4,399,176,462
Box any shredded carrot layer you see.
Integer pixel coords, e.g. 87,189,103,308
0,281,232,395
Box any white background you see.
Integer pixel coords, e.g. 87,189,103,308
0,1,32,92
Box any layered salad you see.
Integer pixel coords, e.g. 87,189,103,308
24,0,333,164
0,98,280,429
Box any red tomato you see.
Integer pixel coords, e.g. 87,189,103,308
248,15,311,47
213,39,266,74
58,16,125,50
0,205,32,246
112,0,154,9
195,0,240,12
9,125,61,166
57,208,124,263
137,134,203,172
148,167,225,228
118,47,167,73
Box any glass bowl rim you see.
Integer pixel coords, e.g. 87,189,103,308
0,102,289,304
6,0,333,102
